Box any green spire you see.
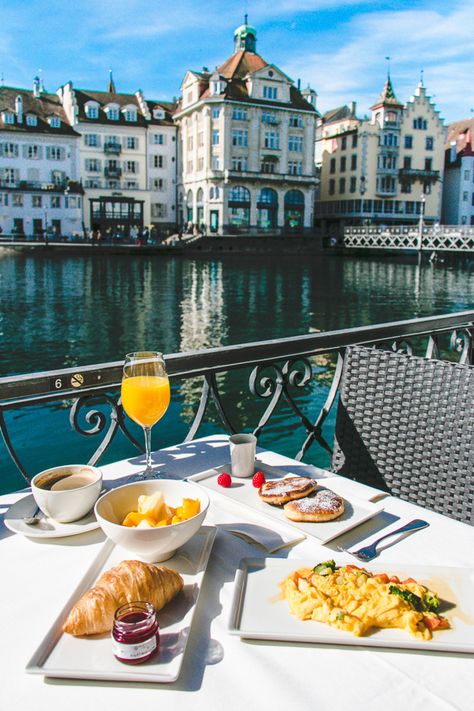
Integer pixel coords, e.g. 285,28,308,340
234,18,257,53
371,75,403,109
108,69,116,94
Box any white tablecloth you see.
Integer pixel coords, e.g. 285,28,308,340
1,435,473,711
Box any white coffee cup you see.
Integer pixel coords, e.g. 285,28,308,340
229,434,257,478
31,464,103,523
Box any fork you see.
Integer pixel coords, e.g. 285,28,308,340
346,519,430,561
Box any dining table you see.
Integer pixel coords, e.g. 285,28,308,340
1,434,473,711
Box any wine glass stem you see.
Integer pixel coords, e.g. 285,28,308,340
143,426,153,478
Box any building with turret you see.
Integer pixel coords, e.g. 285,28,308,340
174,20,319,235
316,76,446,237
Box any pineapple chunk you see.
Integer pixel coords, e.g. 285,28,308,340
137,491,164,521
136,518,155,529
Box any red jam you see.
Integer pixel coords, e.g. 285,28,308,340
111,602,159,665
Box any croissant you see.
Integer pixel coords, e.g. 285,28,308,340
63,560,184,636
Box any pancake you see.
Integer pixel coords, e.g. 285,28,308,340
284,489,345,522
258,476,317,505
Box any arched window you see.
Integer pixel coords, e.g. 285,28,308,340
105,104,120,121
196,188,204,225
228,185,250,230
228,185,250,204
85,102,99,119
123,105,137,122
186,189,193,222
257,188,278,229
284,190,305,232
258,188,278,205
209,187,214,200
284,190,304,206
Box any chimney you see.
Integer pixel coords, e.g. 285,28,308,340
15,95,23,123
350,101,357,116
297,78,301,90
33,76,41,98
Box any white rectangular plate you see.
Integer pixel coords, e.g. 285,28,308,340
26,526,216,683
228,557,474,654
189,463,384,544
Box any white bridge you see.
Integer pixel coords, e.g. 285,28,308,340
344,226,474,252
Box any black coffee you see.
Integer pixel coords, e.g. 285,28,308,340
36,473,70,490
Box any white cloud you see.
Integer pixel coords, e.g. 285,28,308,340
285,4,474,122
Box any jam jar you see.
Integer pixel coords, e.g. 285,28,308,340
112,601,159,665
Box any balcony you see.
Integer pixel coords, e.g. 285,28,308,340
104,143,122,155
0,180,72,192
398,168,440,182
222,169,317,185
104,167,122,178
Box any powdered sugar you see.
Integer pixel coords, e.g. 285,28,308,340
288,489,344,513
260,477,315,498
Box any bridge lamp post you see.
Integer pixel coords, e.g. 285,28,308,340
418,193,425,252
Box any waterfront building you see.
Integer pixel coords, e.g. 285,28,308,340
57,76,177,238
316,77,446,236
174,21,318,235
441,118,474,225
0,79,83,237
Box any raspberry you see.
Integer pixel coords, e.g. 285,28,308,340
217,472,232,488
252,471,266,488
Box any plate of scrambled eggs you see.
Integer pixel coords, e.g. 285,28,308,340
228,558,474,653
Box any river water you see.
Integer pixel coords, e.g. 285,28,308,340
1,250,473,493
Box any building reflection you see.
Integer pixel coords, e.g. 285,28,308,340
178,260,228,423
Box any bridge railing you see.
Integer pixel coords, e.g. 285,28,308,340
1,311,473,484
344,226,474,252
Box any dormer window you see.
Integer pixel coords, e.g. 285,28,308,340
123,106,137,122
105,104,120,121
263,86,278,100
26,114,38,126
85,102,99,119
48,116,61,128
153,108,165,120
2,111,15,125
211,80,225,96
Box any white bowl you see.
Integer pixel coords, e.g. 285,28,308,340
94,479,209,562
32,464,103,523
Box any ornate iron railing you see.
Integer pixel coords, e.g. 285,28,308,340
1,311,473,484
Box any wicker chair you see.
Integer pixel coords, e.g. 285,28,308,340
332,345,474,525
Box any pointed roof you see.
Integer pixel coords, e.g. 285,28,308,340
446,117,474,156
108,70,116,94
371,75,403,110
217,50,267,79
322,104,355,124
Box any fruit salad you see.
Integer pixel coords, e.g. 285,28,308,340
122,491,201,528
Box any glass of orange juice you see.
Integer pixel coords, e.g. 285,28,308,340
121,352,170,479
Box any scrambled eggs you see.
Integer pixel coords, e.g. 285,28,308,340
280,560,449,640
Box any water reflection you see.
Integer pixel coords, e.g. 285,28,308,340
1,252,474,493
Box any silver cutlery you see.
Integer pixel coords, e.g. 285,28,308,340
346,519,430,561
23,504,43,525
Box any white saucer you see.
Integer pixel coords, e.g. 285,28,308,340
4,494,101,538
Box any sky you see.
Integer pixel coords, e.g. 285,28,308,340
1,0,473,123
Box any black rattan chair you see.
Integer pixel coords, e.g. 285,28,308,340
332,345,474,525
